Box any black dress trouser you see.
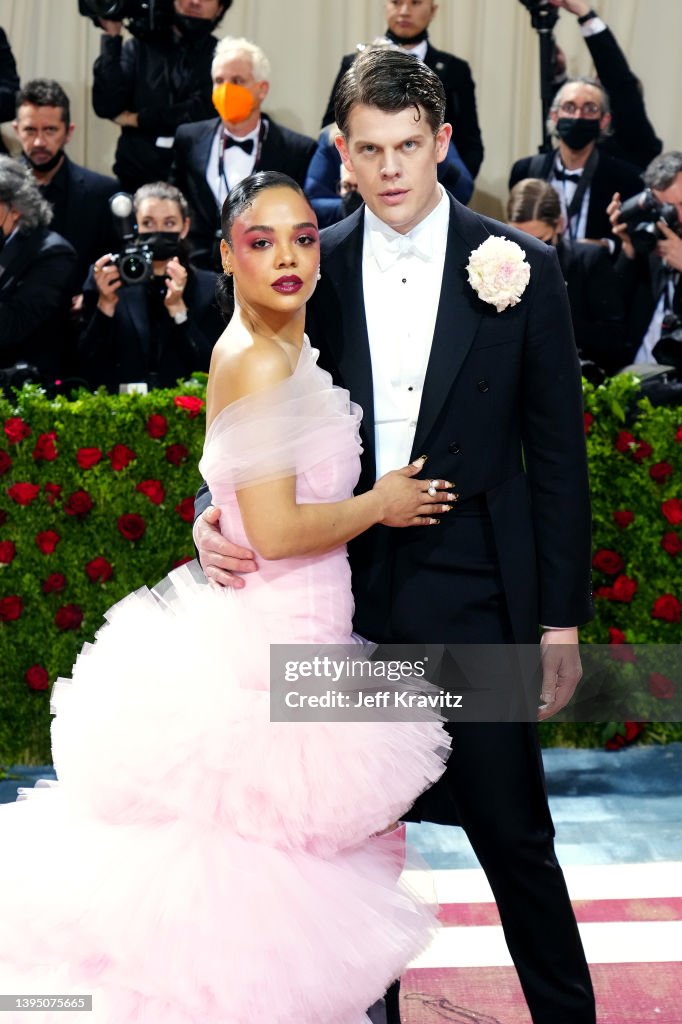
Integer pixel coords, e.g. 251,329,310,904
385,722,596,1024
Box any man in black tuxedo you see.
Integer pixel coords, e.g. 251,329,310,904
321,0,483,180
195,49,595,1024
0,157,76,383
173,36,316,270
510,77,642,245
13,79,119,298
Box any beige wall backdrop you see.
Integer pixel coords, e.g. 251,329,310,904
1,0,681,217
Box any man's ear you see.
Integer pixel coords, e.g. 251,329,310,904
335,133,354,173
435,122,452,164
65,122,76,146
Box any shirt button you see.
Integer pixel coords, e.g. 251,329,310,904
401,278,407,284
409,420,417,428
477,379,490,393
448,442,461,455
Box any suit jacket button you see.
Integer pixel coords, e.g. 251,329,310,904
477,379,490,393
448,442,461,455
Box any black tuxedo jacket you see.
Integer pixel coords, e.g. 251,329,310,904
557,237,627,373
304,197,592,644
0,227,76,381
509,149,643,242
43,156,119,294
321,43,484,179
173,114,317,269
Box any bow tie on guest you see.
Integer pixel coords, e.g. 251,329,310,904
370,231,433,272
223,133,255,154
554,167,583,184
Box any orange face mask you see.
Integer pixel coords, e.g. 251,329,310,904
212,82,256,124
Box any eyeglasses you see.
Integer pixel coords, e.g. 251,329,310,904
558,101,602,118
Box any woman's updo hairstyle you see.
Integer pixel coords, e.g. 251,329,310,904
506,178,562,230
216,171,310,319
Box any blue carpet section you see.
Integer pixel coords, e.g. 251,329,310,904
2,745,681,869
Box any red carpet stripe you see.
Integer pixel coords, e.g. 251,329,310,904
438,896,682,928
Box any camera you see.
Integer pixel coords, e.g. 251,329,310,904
109,241,154,286
77,0,173,38
0,362,41,398
617,189,680,255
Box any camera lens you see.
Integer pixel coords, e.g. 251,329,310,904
120,253,148,283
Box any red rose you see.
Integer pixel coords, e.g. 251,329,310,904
108,444,137,471
8,482,40,505
117,513,146,541
632,441,653,463
55,604,83,631
662,498,682,526
85,557,113,584
63,490,94,518
4,417,30,444
583,412,593,434
146,414,169,439
608,627,627,644
650,461,674,484
42,572,66,594
614,430,635,454
172,555,193,568
594,586,615,600
165,443,189,466
592,549,625,576
607,627,636,663
612,575,637,603
662,532,682,557
35,530,60,554
649,673,676,700
0,450,12,475
25,665,49,691
0,540,16,564
44,482,62,506
651,594,682,623
606,722,645,750
175,496,195,523
174,395,205,419
136,479,165,505
675,425,682,442
76,447,103,469
0,595,23,621
32,431,58,462
613,510,635,530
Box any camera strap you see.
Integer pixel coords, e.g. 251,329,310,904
564,148,599,240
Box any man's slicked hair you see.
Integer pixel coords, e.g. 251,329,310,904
334,47,446,138
16,79,70,124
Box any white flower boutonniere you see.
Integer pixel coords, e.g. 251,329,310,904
466,236,531,313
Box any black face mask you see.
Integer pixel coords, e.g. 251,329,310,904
173,13,217,38
555,117,601,151
138,231,183,261
26,148,65,174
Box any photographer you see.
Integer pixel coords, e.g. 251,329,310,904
0,156,76,384
609,152,682,368
78,181,222,391
91,0,230,192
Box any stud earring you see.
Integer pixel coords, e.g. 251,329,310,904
316,270,322,281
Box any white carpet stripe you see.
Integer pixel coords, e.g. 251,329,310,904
409,920,682,970
403,861,682,905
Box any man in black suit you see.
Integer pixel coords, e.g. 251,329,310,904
321,0,484,180
548,0,662,171
195,49,595,1024
510,77,642,245
13,79,119,297
0,157,76,383
173,36,316,270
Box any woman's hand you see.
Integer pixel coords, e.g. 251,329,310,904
163,257,189,318
372,458,457,527
93,254,122,318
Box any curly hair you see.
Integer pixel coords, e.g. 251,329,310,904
0,157,53,231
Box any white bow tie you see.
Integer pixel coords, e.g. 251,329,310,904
371,231,432,272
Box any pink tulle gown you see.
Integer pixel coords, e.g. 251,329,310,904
0,339,449,1023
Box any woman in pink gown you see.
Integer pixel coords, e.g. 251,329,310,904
0,172,452,1023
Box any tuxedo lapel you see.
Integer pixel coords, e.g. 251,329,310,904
321,210,376,474
193,120,221,228
411,196,489,458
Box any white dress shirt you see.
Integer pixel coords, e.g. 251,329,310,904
549,157,589,242
206,119,261,205
362,187,449,478
635,270,679,364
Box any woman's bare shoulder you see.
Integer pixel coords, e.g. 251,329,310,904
207,332,296,425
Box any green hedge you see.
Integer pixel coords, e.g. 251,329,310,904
1,375,681,763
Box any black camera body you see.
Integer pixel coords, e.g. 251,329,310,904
78,0,173,38
618,188,680,255
109,241,154,286
0,362,41,398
